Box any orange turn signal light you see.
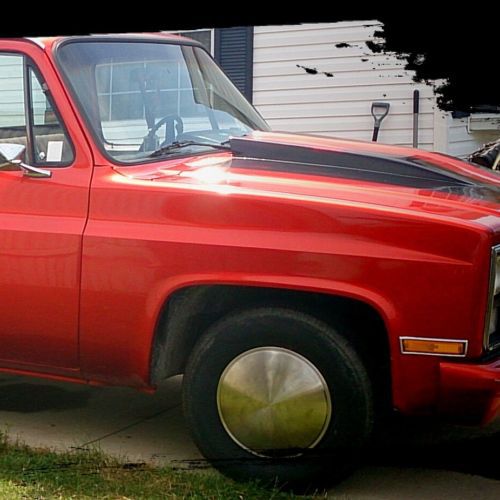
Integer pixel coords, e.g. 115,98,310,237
400,337,467,357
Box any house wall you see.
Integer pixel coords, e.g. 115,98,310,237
252,22,497,156
447,116,498,159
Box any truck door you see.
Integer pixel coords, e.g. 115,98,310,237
0,41,93,372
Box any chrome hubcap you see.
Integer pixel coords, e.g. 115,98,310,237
217,347,331,457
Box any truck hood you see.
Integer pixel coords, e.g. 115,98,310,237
114,131,500,231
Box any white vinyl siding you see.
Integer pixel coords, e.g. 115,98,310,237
253,22,436,150
253,22,498,157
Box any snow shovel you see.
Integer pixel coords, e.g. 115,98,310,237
371,102,390,142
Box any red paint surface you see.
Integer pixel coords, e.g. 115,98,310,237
0,37,498,424
440,358,500,424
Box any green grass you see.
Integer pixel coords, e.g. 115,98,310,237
0,433,319,499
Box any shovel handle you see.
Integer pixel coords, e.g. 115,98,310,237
371,102,390,142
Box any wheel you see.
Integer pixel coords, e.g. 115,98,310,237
182,308,374,489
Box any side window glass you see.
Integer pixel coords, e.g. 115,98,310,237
0,53,73,168
28,66,74,165
0,54,27,153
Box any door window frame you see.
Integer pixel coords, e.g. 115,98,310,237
0,51,75,168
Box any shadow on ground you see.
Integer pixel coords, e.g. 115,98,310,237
366,415,499,480
0,383,91,412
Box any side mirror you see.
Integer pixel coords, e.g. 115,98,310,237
0,143,52,178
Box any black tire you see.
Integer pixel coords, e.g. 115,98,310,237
182,308,374,490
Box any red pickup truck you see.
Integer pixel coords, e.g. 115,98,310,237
0,34,499,488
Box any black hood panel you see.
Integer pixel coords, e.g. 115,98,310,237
229,136,486,190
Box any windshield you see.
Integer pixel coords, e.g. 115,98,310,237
57,40,270,163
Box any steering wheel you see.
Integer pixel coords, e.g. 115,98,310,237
141,114,184,151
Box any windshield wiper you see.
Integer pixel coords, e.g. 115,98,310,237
149,140,231,158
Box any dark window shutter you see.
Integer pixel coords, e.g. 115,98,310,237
214,27,254,103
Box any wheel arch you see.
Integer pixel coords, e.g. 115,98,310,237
149,283,393,411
